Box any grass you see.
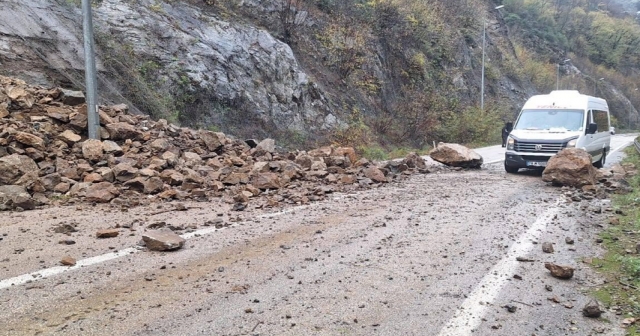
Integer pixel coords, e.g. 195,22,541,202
590,143,640,335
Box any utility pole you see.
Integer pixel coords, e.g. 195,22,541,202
82,0,100,139
481,20,486,110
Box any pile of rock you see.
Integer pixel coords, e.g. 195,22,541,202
0,76,428,211
541,148,635,201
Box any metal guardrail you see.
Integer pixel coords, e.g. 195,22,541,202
634,137,640,154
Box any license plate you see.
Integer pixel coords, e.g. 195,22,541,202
526,161,547,167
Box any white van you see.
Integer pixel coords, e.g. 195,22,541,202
504,90,613,173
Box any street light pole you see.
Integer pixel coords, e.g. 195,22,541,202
480,5,504,110
481,20,486,110
82,0,100,140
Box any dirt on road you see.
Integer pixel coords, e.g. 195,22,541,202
0,162,626,336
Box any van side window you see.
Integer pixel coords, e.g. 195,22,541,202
593,110,609,133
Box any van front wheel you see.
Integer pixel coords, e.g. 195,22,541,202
594,149,607,168
504,163,519,174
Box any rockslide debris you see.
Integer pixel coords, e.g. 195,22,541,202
0,75,429,211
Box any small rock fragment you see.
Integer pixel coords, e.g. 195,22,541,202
142,230,185,251
565,237,574,245
545,262,574,279
542,242,554,253
96,229,119,239
60,256,76,266
582,300,603,318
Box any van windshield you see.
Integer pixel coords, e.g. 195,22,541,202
514,109,585,131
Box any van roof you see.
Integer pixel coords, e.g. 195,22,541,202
522,90,608,110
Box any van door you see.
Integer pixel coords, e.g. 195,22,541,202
592,109,611,156
584,110,599,161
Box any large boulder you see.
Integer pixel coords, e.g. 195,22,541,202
542,148,597,187
429,143,483,168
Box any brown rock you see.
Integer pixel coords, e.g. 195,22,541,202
160,170,184,186
335,147,357,166
544,262,574,279
83,173,103,183
96,167,115,182
40,173,62,191
0,185,35,210
251,172,281,189
53,182,71,193
0,105,8,118
14,131,45,150
112,163,138,182
7,86,34,108
309,146,333,157
150,138,171,152
106,122,142,140
542,242,554,253
223,172,249,185
142,230,185,251
60,89,85,106
60,256,76,266
46,106,71,122
199,131,224,151
58,130,81,144
96,229,119,238
542,148,597,187
257,138,276,153
363,166,387,183
0,154,39,184
69,108,88,130
295,154,313,169
102,140,123,155
582,300,603,318
85,182,119,203
144,177,164,194
82,139,104,162
403,152,427,169
429,143,483,168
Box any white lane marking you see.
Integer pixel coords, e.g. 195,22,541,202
437,199,561,336
0,194,356,290
0,248,138,290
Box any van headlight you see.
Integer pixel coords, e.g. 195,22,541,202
507,137,515,150
566,139,577,148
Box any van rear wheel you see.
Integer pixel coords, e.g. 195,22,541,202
594,149,607,168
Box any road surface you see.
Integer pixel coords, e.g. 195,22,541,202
0,135,636,336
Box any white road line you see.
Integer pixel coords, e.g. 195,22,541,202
0,199,336,290
0,247,138,290
437,199,561,336
483,158,504,165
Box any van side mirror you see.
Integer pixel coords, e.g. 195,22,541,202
587,123,598,134
610,126,615,135
505,122,513,132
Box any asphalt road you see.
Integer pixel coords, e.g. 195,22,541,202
0,134,636,336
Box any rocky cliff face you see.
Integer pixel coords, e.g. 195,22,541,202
0,0,336,144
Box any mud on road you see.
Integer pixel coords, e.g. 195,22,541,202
0,165,623,336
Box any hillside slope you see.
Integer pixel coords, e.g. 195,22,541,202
0,0,638,151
